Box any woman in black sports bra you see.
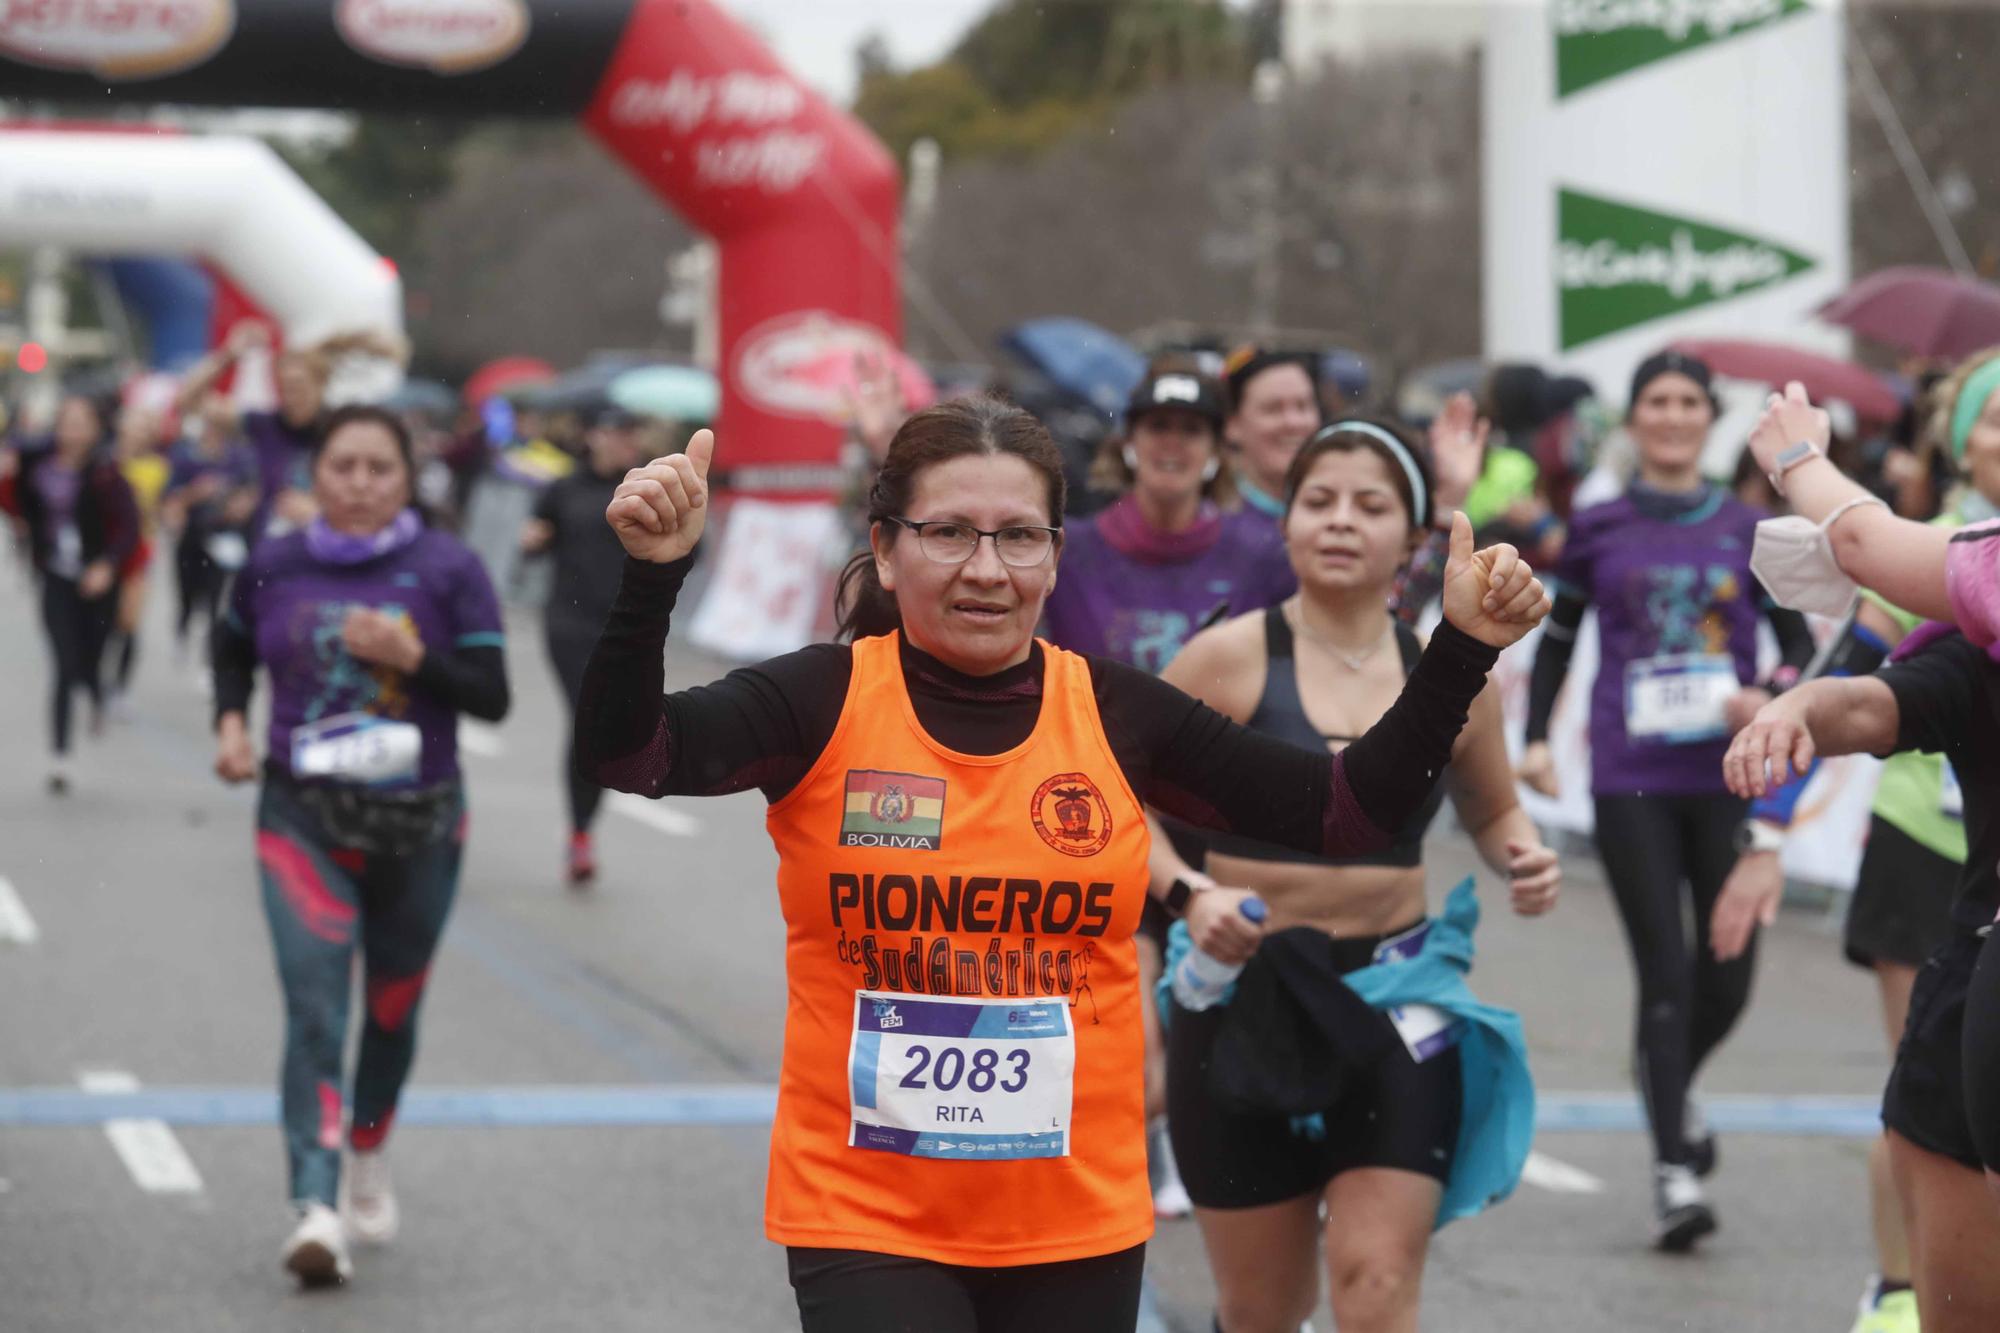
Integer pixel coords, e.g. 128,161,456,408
1152,417,1561,1333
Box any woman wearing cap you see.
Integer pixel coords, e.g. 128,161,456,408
1722,363,2000,1332
1517,350,1815,1249
520,402,652,886
1041,363,1297,1218
574,398,1548,1331
211,405,509,1287
1150,416,1557,1333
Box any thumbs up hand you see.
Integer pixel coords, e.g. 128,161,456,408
1440,509,1550,649
606,429,716,564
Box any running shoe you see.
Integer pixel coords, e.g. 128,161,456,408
1849,1278,1920,1333
281,1202,352,1286
47,756,71,796
340,1149,399,1244
566,832,596,888
1150,1119,1192,1218
1653,1163,1717,1252
1685,1097,1718,1178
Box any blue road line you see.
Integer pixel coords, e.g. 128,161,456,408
0,1087,1881,1135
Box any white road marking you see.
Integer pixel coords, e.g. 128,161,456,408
78,1069,204,1195
607,792,702,837
0,877,39,945
458,719,506,758
1520,1150,1605,1195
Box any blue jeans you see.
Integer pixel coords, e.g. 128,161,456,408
257,776,464,1206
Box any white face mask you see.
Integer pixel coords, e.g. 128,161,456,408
1750,496,1888,618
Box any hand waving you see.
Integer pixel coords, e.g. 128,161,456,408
607,429,715,564
1440,511,1549,648
1427,391,1490,512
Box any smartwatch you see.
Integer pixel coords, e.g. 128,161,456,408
1163,876,1207,918
1733,820,1786,856
1768,440,1823,497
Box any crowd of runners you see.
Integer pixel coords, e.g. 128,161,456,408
6,323,2000,1333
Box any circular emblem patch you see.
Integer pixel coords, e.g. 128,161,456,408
1030,772,1112,858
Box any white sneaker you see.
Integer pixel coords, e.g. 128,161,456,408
340,1149,399,1244
1653,1162,1717,1252
281,1202,352,1286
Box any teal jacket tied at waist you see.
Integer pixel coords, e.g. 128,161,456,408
1162,876,1535,1229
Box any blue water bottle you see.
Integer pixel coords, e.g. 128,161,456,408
1171,897,1269,1011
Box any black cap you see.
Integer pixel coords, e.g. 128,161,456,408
1629,350,1716,411
1126,369,1227,430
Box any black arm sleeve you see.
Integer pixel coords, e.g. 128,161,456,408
1106,623,1500,857
210,613,256,727
411,645,510,722
1764,605,1818,682
1818,612,1891,679
571,556,850,800
1525,589,1587,743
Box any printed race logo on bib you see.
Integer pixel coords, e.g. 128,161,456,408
1030,773,1112,858
848,991,1075,1160
839,770,946,851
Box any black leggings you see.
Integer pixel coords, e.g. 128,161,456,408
174,528,226,642
546,620,605,835
786,1244,1145,1333
1593,792,1753,1166
40,575,115,755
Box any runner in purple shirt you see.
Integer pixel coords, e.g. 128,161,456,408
210,405,508,1289
1518,351,1815,1250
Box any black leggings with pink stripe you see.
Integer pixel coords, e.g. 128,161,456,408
256,775,464,1207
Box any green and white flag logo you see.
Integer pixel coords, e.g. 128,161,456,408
1554,0,1811,98
1557,188,1815,349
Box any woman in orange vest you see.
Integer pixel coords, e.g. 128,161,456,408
574,397,1548,1332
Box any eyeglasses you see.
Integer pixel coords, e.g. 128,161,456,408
887,517,1060,567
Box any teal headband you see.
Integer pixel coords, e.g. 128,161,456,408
1951,356,2000,460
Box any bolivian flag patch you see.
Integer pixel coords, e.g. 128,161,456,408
840,770,947,851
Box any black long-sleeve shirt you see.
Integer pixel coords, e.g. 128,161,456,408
574,557,1502,859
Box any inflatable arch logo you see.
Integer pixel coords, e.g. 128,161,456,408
1556,187,1815,348
0,0,236,80
337,0,531,75
1553,0,1812,97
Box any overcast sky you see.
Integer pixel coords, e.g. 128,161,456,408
726,0,996,104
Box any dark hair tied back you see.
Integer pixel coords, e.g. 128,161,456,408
834,395,1067,641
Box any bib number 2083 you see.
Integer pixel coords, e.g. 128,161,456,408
848,990,1075,1161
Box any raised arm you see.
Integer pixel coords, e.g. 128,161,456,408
1745,382,1953,622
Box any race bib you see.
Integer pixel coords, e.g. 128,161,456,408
848,990,1075,1161
291,712,422,785
204,531,249,571
1942,759,1965,820
1372,922,1463,1064
1625,653,1738,744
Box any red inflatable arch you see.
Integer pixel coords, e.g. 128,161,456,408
0,0,901,496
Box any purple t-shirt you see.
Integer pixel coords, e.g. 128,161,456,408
227,526,504,787
1554,486,1770,796
1042,496,1298,672
242,410,319,533
167,437,258,526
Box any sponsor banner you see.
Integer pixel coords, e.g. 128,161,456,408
1483,0,1847,397
0,0,235,80
1557,187,1814,349
1554,0,1812,98
684,498,845,661
336,0,531,75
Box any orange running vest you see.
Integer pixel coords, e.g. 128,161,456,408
763,632,1153,1266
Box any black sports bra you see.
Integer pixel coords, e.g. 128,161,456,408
1204,607,1447,869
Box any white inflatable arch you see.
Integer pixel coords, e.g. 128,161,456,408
0,130,400,346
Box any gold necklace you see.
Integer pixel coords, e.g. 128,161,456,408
1287,601,1393,671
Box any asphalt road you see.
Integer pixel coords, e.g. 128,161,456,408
0,553,1900,1332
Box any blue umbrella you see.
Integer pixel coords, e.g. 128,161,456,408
1000,318,1146,416
609,364,719,423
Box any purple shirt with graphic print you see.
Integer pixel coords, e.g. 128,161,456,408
226,527,504,787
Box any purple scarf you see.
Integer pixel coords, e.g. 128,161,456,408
305,508,423,565
1094,494,1224,563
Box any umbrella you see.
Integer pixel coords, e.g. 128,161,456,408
463,355,555,406
515,355,658,413
1669,338,1904,422
1818,267,2000,361
608,364,720,423
1000,318,1145,415
379,377,457,417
